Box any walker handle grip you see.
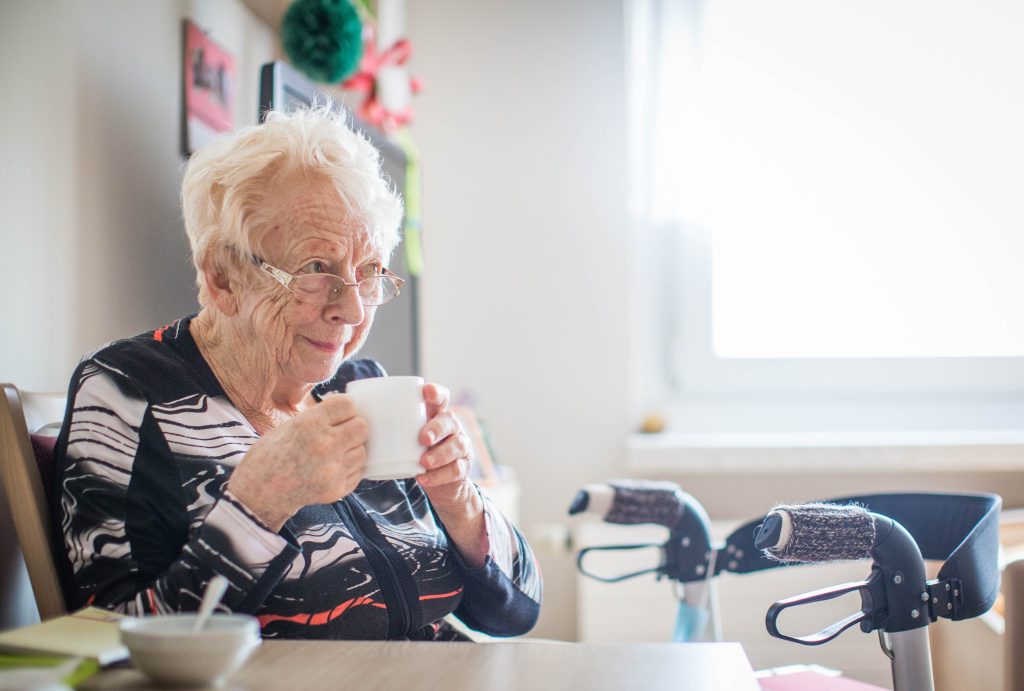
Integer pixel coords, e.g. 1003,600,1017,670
755,504,876,563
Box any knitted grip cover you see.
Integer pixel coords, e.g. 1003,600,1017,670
765,503,876,563
605,480,687,529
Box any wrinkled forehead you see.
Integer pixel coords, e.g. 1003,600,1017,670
253,173,386,261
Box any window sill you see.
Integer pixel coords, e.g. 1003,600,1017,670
626,430,1024,474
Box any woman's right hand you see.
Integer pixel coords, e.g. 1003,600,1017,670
227,394,368,532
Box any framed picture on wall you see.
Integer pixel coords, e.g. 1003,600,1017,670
182,19,235,156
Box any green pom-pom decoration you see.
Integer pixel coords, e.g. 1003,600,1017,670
281,0,364,84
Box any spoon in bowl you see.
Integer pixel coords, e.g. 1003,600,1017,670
193,574,230,633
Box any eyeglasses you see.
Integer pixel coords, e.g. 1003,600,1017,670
253,257,405,307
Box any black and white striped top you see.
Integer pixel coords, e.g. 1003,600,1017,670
54,315,541,640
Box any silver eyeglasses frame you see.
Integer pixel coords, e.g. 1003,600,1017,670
253,256,405,307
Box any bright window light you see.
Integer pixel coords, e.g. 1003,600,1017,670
667,0,1024,358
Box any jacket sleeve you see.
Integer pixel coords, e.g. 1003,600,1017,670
450,487,543,636
57,362,299,614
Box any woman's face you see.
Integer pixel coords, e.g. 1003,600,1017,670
235,175,383,389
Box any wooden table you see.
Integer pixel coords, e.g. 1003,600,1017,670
84,640,760,690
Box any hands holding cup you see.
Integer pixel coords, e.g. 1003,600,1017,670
346,377,476,509
230,375,483,560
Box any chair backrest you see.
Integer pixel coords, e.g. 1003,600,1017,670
0,383,67,620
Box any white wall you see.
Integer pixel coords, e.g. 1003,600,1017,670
0,0,275,392
0,0,634,640
0,3,80,392
0,0,275,627
407,0,633,640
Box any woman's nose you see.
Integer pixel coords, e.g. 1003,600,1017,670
325,286,365,324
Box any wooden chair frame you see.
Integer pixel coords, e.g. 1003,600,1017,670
0,383,66,620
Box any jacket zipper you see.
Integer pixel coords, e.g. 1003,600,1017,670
337,497,411,637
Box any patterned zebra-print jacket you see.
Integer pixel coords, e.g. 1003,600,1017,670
53,316,541,640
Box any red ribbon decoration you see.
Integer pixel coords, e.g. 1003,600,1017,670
342,24,422,133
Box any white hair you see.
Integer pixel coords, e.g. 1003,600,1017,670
181,104,404,305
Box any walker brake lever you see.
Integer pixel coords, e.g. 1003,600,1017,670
766,571,883,646
576,543,667,583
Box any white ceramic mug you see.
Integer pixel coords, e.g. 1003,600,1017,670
346,376,427,481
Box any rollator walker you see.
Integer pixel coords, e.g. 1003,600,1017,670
570,480,1001,691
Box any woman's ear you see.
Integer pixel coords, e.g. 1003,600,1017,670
201,258,241,317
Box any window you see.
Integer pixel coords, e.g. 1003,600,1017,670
628,0,1024,433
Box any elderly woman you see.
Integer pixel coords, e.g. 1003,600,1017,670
53,106,541,640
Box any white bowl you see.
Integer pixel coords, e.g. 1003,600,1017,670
119,614,261,687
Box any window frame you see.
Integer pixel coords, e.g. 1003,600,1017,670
631,219,1024,437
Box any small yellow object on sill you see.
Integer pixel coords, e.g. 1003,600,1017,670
639,413,666,434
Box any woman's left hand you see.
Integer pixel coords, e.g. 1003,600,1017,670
416,383,477,513
417,383,489,567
